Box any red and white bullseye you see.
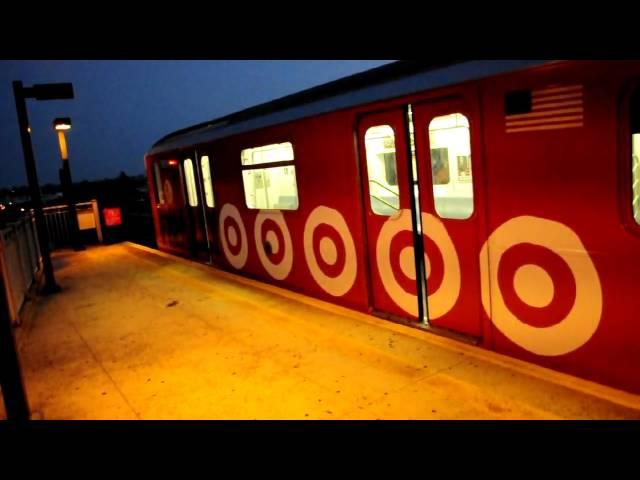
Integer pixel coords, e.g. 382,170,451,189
303,206,357,297
480,216,602,356
219,203,248,269
254,211,293,281
376,210,460,318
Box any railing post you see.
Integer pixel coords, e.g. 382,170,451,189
0,263,30,420
0,232,18,325
92,200,103,243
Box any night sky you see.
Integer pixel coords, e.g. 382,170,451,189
0,60,392,188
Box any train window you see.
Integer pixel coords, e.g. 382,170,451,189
364,125,400,216
201,155,215,208
184,159,198,207
428,113,474,220
153,162,165,205
631,88,640,225
240,142,299,210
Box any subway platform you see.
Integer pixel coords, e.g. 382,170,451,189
9,242,640,420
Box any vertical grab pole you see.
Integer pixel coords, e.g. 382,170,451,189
403,105,429,326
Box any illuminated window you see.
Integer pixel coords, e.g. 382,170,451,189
184,159,198,207
201,155,215,208
153,162,165,204
364,125,400,216
631,88,640,225
428,113,474,219
241,142,298,210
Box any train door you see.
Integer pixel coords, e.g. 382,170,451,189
181,154,211,261
357,108,421,321
194,150,221,262
412,94,487,338
152,158,189,253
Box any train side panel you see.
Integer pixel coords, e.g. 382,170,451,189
480,60,640,393
206,111,373,313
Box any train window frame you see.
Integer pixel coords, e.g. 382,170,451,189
363,124,401,216
620,80,640,235
183,158,198,207
427,112,475,220
240,141,299,211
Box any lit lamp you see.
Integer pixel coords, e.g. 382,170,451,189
54,117,71,158
53,117,83,251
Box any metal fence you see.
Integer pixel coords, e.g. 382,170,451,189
43,200,103,248
0,200,103,326
0,213,41,326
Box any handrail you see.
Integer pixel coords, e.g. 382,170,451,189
370,193,399,212
42,201,94,213
369,179,400,198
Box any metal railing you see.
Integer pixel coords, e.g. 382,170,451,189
43,200,103,248
369,178,400,198
0,213,41,326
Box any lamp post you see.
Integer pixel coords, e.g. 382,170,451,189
12,81,74,294
5,81,73,421
53,117,83,251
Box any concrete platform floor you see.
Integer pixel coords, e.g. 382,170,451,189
11,242,640,420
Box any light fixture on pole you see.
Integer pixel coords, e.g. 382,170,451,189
53,117,83,251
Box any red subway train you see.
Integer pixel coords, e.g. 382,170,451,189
144,60,640,394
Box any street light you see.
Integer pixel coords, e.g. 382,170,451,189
12,81,74,294
53,118,71,131
52,117,83,251
6,81,73,421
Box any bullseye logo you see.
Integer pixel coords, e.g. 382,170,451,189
219,203,248,269
376,209,460,318
303,206,357,297
254,211,293,280
480,216,602,356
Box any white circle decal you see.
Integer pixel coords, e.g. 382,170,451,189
254,211,293,281
513,264,554,308
319,237,338,266
219,203,248,270
479,216,602,356
376,209,460,318
303,206,357,297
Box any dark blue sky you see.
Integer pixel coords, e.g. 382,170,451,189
0,60,392,188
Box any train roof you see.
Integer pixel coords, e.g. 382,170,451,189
147,59,552,156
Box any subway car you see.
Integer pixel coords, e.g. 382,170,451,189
144,60,640,395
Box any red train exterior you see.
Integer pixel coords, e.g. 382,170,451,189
144,60,640,394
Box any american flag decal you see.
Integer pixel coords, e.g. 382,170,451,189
506,84,584,133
